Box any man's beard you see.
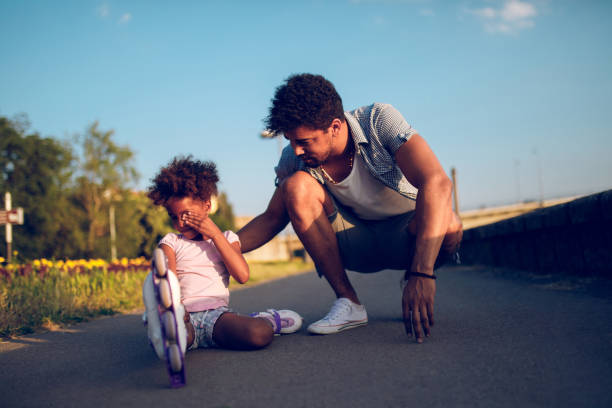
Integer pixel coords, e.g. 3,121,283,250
300,156,322,168
300,150,331,168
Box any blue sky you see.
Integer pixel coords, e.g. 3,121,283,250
1,0,611,215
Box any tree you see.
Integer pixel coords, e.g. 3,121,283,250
72,122,139,258
210,192,236,232
0,115,75,260
112,191,172,259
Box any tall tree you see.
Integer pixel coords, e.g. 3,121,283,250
112,190,172,259
73,122,139,258
210,192,236,232
0,115,74,260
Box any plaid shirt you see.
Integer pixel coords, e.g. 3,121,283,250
274,103,419,200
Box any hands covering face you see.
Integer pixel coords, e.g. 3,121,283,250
181,210,222,241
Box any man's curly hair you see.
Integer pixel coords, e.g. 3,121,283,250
147,155,218,207
265,73,345,134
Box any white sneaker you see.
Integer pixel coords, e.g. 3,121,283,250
142,248,187,388
250,309,303,335
307,298,368,335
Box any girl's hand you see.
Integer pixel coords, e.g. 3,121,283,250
182,211,222,241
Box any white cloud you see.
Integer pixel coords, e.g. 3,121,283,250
96,3,109,18
419,8,435,17
118,13,132,24
470,0,538,35
501,0,536,21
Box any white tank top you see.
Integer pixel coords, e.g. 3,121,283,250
322,151,416,220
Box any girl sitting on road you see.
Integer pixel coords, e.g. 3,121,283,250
143,155,302,387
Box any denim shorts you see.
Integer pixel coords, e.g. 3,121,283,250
188,306,233,350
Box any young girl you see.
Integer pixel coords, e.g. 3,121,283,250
143,156,302,388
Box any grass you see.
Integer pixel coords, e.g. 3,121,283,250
0,259,313,339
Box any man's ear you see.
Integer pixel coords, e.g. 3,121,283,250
330,118,342,136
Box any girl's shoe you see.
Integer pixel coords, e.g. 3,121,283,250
142,248,187,388
250,309,303,335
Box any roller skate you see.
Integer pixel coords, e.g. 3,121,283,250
142,248,187,388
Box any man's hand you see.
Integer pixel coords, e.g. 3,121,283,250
402,276,436,343
183,211,222,241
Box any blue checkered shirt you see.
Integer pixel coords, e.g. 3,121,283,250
274,103,419,200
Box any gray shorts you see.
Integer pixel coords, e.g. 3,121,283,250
328,198,457,274
188,306,233,350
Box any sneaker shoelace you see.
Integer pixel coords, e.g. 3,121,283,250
322,300,352,322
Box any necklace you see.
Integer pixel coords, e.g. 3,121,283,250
320,142,355,184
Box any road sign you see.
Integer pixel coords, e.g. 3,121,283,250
0,208,24,225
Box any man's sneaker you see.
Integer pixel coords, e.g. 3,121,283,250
142,248,187,388
250,309,303,335
307,298,368,335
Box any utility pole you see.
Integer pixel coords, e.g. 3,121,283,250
451,167,460,215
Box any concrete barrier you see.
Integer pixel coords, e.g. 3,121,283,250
460,189,612,276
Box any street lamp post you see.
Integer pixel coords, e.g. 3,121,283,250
103,189,117,260
260,129,291,259
260,130,283,156
450,167,460,215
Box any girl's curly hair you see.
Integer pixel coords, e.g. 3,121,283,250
147,155,218,207
265,73,344,134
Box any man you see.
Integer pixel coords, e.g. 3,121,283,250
238,73,462,343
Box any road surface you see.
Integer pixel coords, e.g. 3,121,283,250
1,265,612,407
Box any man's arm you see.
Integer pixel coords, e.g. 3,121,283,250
395,134,454,343
396,134,454,273
237,187,290,253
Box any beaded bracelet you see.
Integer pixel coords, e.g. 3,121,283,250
400,272,437,291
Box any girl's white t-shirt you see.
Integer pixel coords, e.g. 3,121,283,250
159,231,239,312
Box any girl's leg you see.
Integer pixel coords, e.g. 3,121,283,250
212,313,274,350
184,309,195,349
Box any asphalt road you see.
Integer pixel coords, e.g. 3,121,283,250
2,265,612,408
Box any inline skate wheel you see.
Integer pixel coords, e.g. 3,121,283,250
162,311,177,342
154,249,167,278
168,344,183,373
158,279,173,309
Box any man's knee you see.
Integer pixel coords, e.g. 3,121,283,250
281,171,319,199
280,172,334,214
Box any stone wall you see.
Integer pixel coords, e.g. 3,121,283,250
460,189,612,276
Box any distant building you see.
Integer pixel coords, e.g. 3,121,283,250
234,216,307,262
